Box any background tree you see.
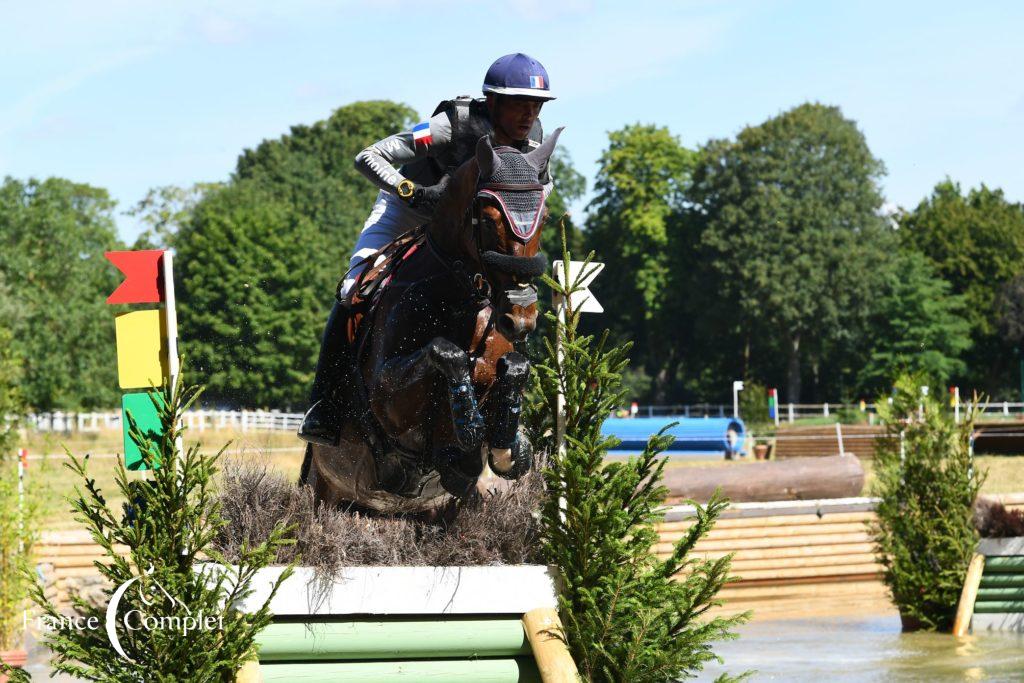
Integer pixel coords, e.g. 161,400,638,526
174,101,415,407
684,103,889,402
127,183,222,250
899,180,1024,395
856,252,971,391
585,124,696,400
542,148,586,263
0,177,123,410
174,185,333,408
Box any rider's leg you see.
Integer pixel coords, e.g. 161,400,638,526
298,299,353,445
299,192,423,446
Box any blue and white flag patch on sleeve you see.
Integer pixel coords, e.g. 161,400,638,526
412,121,432,148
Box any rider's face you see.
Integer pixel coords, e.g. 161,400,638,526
488,95,543,142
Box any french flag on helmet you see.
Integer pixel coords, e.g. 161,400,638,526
482,53,555,100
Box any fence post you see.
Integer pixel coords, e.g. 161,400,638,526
241,410,249,433
788,403,794,424
1004,401,1009,416
823,402,830,417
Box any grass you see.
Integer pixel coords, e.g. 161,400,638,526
20,427,306,529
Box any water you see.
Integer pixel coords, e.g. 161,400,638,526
697,615,1024,682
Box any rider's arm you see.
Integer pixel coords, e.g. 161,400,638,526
354,112,454,194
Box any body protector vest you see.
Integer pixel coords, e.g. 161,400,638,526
400,96,545,187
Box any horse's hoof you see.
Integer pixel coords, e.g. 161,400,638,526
490,432,533,480
434,447,478,497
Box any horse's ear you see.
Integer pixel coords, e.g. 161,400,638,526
525,126,564,177
476,135,500,179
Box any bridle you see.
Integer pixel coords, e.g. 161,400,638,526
466,176,548,310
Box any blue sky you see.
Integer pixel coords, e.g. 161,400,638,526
2,1,1022,244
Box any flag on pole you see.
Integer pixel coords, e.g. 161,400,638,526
105,250,166,304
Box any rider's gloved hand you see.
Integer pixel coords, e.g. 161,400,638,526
400,176,449,218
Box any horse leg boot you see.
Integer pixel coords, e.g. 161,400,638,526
299,300,353,446
426,338,485,453
486,352,533,479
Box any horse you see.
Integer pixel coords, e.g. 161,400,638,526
300,129,563,514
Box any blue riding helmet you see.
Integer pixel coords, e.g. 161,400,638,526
482,53,555,101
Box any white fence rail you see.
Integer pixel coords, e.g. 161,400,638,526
22,409,305,434
19,401,1024,434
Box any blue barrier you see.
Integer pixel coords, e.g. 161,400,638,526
602,417,746,456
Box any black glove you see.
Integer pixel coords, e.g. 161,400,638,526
406,176,450,217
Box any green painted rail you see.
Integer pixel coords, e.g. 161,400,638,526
977,587,1024,601
979,574,1024,588
255,618,530,661
982,557,1024,573
972,600,1024,614
259,657,542,682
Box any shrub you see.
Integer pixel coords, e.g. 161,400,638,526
0,325,37,655
974,499,1024,538
527,229,747,682
870,373,984,630
28,376,294,681
213,458,545,570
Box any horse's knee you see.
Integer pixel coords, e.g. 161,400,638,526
427,337,470,382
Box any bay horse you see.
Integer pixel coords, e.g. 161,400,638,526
300,129,563,514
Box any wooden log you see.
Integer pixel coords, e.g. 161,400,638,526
953,553,985,636
655,511,875,533
717,579,885,601
258,657,540,682
727,562,881,582
659,521,868,543
662,455,864,503
680,542,877,562
977,587,1024,601
983,557,1024,573
980,575,1024,588
661,530,871,553
522,608,579,683
254,619,529,661
972,601,1024,614
726,553,879,572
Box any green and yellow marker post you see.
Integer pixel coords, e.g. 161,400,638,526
105,249,181,470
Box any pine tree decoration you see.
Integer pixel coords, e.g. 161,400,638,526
526,226,747,682
28,375,293,681
871,374,984,631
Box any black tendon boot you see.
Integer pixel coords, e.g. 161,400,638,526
298,300,353,446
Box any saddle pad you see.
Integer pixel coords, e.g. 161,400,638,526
345,228,425,345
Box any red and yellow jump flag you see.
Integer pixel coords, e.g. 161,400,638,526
105,249,181,470
105,249,166,304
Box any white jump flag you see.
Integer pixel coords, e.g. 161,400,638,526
552,260,604,313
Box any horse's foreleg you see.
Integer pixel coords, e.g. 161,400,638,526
485,352,533,479
373,337,484,452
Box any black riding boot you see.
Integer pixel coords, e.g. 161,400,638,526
298,300,353,446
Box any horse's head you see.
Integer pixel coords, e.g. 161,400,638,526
436,128,563,342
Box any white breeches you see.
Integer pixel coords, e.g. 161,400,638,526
340,191,424,298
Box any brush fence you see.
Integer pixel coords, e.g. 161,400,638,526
233,565,577,683
954,538,1024,635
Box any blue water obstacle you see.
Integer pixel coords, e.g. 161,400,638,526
602,417,746,457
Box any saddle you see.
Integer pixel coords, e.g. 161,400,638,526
340,227,427,345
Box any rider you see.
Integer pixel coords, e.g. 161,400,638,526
299,53,556,446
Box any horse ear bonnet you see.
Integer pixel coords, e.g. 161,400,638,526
480,149,546,240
